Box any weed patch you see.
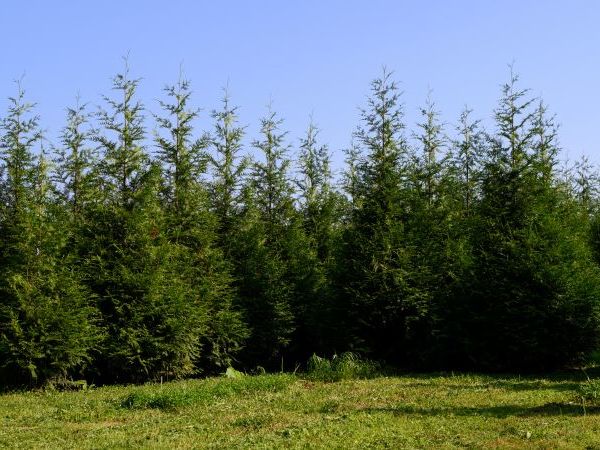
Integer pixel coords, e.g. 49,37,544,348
305,352,380,382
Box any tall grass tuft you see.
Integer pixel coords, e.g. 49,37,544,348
578,379,600,405
305,352,380,382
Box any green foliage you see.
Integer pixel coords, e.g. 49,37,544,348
53,100,98,217
154,75,248,373
439,71,600,370
224,366,245,379
229,203,295,366
578,378,600,405
1,63,600,387
295,121,342,355
229,108,305,368
84,66,209,382
0,264,100,385
207,89,248,243
120,374,295,410
305,353,380,382
337,69,428,362
0,84,100,386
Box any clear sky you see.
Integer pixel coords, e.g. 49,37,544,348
1,0,599,172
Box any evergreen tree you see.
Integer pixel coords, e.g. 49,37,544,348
155,76,247,371
427,107,486,366
84,63,203,382
450,72,600,370
341,139,362,210
404,95,455,365
413,95,445,205
289,119,341,356
578,159,600,265
297,120,339,262
338,70,426,362
452,108,485,215
53,100,97,218
229,108,303,367
53,99,103,277
207,89,248,248
570,155,600,211
0,86,99,385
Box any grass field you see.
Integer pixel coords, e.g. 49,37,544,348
1,371,600,449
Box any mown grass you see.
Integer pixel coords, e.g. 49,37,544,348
2,370,600,449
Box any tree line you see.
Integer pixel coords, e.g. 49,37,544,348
1,64,600,387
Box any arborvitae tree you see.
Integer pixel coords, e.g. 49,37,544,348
0,87,99,385
451,108,485,215
426,107,486,366
229,108,305,367
2,62,600,383
413,95,445,205
207,89,248,247
83,64,204,382
297,120,339,261
403,96,456,364
578,159,600,264
287,120,341,356
155,76,247,371
338,70,426,362
53,100,97,218
449,72,600,370
341,139,362,210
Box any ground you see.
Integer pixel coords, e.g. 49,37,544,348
1,372,599,449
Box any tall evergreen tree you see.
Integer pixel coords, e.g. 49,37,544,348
452,108,485,215
83,63,204,382
413,95,445,205
297,120,339,261
155,76,247,371
207,89,248,248
449,72,600,370
338,70,426,362
404,95,456,364
53,100,97,218
290,120,340,356
427,107,486,366
341,139,362,210
230,108,307,367
0,86,99,385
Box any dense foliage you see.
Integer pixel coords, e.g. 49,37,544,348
1,64,599,386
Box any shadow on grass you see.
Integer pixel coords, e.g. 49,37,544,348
361,402,600,418
394,379,580,392
386,368,600,393
398,367,600,383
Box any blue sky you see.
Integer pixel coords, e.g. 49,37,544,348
1,1,599,172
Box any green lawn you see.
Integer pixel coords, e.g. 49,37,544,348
1,372,600,449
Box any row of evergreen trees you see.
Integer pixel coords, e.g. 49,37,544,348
1,64,600,386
